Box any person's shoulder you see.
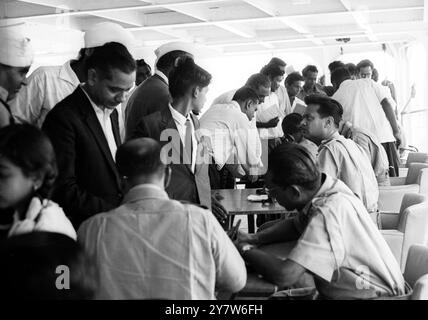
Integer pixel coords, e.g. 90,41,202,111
29,64,62,79
179,200,211,214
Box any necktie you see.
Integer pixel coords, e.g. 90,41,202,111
185,118,193,166
110,108,121,148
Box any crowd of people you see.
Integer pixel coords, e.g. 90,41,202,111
0,21,410,300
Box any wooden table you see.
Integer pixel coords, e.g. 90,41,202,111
212,188,288,233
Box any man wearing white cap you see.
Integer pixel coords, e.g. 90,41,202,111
0,24,33,128
9,22,135,128
125,41,194,140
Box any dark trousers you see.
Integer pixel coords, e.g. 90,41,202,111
382,142,400,177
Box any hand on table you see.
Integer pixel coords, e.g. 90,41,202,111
211,195,228,225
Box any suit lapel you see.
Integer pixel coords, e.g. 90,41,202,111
76,87,121,186
161,107,193,174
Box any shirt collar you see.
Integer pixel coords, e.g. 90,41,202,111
300,173,334,215
59,60,80,86
320,131,341,146
169,103,190,126
155,70,169,85
229,100,241,109
81,85,115,115
123,184,169,204
0,86,8,102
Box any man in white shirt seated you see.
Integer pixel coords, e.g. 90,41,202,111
284,72,306,115
301,95,380,221
211,73,271,106
235,143,405,300
78,138,247,299
200,86,263,189
331,66,401,177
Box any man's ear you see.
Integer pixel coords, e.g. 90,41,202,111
323,116,334,129
192,86,200,99
288,185,302,200
87,68,97,86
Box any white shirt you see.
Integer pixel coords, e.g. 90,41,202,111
318,132,379,212
276,85,290,116
81,87,121,161
78,184,247,299
169,104,197,172
10,60,80,128
256,91,284,139
211,89,236,106
289,174,404,300
332,79,394,143
200,101,263,175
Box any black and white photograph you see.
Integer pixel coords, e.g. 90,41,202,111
0,0,428,308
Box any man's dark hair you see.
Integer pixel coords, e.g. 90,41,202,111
302,65,318,77
328,60,345,73
0,124,57,199
245,73,271,90
168,57,211,99
116,138,165,178
268,143,320,190
356,59,374,72
282,113,303,135
345,63,357,77
268,57,286,67
137,59,151,69
304,94,343,127
232,86,259,104
330,67,351,88
260,63,285,79
85,42,136,79
156,50,189,71
285,72,304,86
0,232,97,300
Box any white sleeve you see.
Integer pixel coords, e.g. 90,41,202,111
371,80,388,103
233,114,262,172
10,70,45,125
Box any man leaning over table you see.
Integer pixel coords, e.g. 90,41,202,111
235,143,405,300
78,138,246,299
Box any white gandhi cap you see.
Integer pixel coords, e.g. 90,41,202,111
84,22,136,54
154,41,195,64
0,23,34,68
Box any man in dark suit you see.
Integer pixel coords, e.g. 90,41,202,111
125,42,194,140
43,42,136,227
130,57,227,224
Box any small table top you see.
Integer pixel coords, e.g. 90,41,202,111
212,188,287,216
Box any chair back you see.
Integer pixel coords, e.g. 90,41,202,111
406,153,428,168
412,274,428,300
405,163,428,185
404,245,428,288
399,193,427,215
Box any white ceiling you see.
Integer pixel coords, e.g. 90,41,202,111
1,0,428,56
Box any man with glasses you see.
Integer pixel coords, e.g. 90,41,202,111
235,143,405,300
